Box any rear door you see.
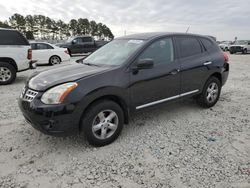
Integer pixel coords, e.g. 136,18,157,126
129,37,181,109
82,37,95,53
33,43,53,64
175,36,211,94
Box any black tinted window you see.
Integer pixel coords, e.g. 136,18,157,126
176,37,202,58
138,38,174,64
0,30,29,45
200,38,214,51
31,43,37,50
82,37,92,42
36,43,53,50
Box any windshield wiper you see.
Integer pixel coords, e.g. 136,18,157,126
82,62,100,67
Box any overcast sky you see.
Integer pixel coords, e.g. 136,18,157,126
1,0,250,40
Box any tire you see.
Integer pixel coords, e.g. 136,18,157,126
230,51,234,54
49,55,61,65
81,100,124,147
196,77,221,108
242,49,247,54
0,62,16,85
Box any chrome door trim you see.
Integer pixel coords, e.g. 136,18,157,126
136,89,199,110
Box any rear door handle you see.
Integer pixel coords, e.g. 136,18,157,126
169,69,180,75
204,61,212,66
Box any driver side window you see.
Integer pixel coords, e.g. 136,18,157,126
138,38,174,65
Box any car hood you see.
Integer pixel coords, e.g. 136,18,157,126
28,63,110,91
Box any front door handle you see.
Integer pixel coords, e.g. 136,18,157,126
169,69,180,75
204,61,212,66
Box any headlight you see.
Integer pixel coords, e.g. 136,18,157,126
41,82,78,104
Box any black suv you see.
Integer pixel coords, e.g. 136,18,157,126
19,32,229,146
57,36,108,55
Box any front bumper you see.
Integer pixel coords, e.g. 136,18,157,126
18,89,80,136
229,46,244,52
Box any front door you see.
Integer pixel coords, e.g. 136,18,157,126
129,37,181,109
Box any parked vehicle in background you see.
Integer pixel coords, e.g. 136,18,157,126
219,41,232,51
0,28,35,85
19,32,229,146
56,36,108,55
229,40,250,54
30,42,70,65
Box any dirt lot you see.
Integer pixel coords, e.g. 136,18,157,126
0,54,250,188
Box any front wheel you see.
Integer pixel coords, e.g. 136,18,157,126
242,49,247,54
197,77,221,108
0,62,16,85
81,100,124,147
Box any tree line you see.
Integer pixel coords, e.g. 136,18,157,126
0,13,114,40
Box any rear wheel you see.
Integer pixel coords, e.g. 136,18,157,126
0,62,16,85
81,100,124,146
49,56,61,65
230,50,234,54
197,77,221,108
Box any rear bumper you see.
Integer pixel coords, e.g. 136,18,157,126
18,60,37,72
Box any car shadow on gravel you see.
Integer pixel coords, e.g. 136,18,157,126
17,98,204,151
14,76,29,84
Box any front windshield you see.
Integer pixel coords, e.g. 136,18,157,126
67,37,74,43
235,40,248,45
83,39,145,66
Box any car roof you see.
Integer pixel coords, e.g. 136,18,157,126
30,41,53,45
0,27,17,31
116,32,213,41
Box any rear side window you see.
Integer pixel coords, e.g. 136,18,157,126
200,38,215,52
176,37,202,58
36,43,54,50
138,38,174,65
82,37,93,42
0,30,29,45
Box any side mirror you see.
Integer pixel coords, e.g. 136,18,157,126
136,59,154,70
72,40,76,44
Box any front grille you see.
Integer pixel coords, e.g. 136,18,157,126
230,46,242,51
21,88,38,102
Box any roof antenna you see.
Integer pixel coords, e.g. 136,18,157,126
186,26,190,33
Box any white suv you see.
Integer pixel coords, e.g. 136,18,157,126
229,40,250,54
0,28,36,85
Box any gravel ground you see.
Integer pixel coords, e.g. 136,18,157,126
0,54,250,188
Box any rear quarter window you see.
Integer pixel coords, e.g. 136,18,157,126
176,37,202,58
200,38,217,52
0,30,29,45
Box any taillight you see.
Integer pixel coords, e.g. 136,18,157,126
223,52,229,63
64,49,69,54
27,49,32,60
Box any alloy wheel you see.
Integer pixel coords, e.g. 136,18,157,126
206,82,219,103
92,110,119,140
51,56,60,65
0,67,12,82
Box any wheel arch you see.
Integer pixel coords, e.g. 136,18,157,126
209,72,222,84
0,57,18,71
79,94,130,131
